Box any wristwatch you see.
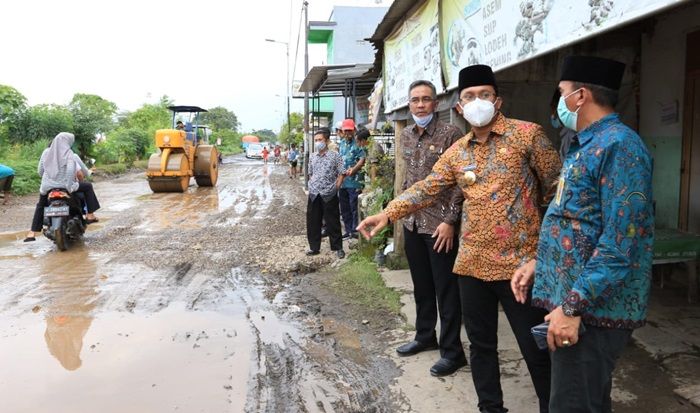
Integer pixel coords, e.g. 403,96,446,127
562,300,581,317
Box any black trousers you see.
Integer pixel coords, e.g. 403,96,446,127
458,276,551,413
403,226,465,361
550,326,632,413
31,194,49,232
30,183,101,232
306,194,342,252
77,182,101,214
0,175,13,192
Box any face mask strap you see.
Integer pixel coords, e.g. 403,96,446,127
563,88,584,113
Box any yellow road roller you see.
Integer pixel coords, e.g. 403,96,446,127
146,105,219,192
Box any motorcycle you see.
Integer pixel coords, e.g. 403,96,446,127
42,188,86,251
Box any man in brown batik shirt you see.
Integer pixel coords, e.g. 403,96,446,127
393,79,467,378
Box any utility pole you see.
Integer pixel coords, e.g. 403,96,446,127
286,41,290,140
303,0,310,187
264,38,291,139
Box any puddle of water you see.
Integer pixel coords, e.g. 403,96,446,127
0,304,252,413
0,247,307,412
0,158,311,411
0,231,24,250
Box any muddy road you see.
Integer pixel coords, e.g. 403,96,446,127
0,156,398,413
3,155,690,413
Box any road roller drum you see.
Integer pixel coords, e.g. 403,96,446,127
194,145,219,187
147,152,191,192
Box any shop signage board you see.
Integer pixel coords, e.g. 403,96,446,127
440,0,689,90
383,0,441,112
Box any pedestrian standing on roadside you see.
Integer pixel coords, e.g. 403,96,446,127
383,79,468,377
511,56,654,413
273,145,281,164
0,163,15,205
287,143,299,179
354,127,371,152
358,65,561,411
261,146,270,164
306,127,345,259
338,118,366,240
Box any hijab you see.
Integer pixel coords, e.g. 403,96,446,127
43,132,75,179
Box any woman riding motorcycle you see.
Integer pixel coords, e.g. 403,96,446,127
24,132,101,242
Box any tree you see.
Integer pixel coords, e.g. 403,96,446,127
96,96,173,166
199,106,239,132
252,128,277,143
215,129,243,155
277,112,304,146
69,93,118,157
94,127,150,166
119,95,173,137
6,104,74,144
0,85,27,123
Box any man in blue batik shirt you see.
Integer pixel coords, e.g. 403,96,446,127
338,118,367,240
511,56,654,413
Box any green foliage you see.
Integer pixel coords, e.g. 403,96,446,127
118,96,172,137
94,127,149,166
277,112,304,146
0,84,27,123
95,159,148,176
216,129,243,155
99,96,173,166
6,104,74,144
332,253,401,315
15,139,51,160
2,159,40,195
199,106,239,132
252,128,277,143
68,93,118,158
0,139,49,195
95,162,127,175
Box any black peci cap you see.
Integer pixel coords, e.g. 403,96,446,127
560,56,625,90
458,64,498,94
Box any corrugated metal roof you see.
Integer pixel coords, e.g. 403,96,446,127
299,63,378,96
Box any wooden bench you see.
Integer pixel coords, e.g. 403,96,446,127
653,228,700,303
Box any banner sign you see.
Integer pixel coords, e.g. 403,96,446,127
440,0,688,90
368,78,384,130
383,0,441,112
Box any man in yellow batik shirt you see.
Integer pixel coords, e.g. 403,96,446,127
359,65,561,413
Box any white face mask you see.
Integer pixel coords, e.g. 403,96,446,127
461,98,496,127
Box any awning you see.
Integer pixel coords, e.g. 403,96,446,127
298,63,378,96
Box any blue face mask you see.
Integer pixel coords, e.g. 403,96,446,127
550,115,562,129
315,141,326,151
557,89,582,131
412,112,434,128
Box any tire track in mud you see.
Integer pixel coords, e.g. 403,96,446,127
255,283,401,413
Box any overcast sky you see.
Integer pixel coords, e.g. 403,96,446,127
0,0,389,132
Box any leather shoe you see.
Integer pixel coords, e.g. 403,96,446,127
430,357,468,377
305,250,320,256
396,340,438,357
